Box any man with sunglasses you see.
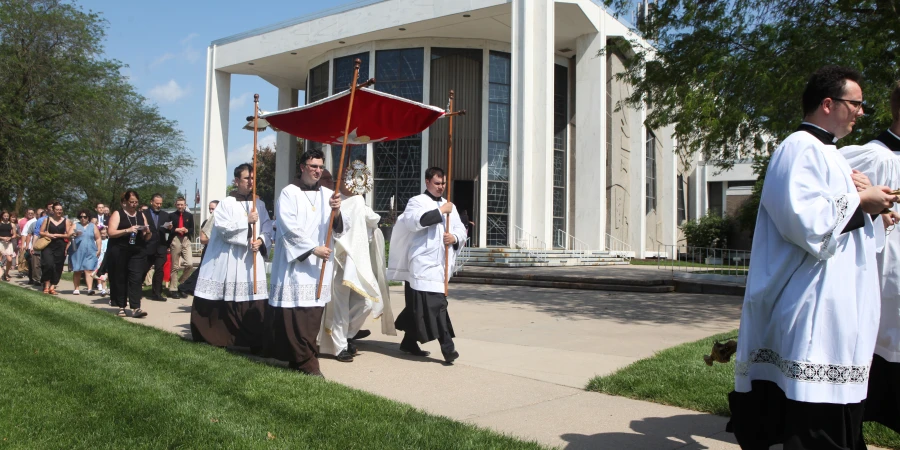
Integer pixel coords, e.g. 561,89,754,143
387,167,467,364
728,66,898,450
840,81,900,437
267,149,346,377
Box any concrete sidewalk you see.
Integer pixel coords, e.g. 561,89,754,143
2,278,782,449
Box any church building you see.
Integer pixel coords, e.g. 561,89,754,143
201,0,685,258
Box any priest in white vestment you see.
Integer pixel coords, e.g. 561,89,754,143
387,167,467,364
266,149,347,377
191,164,272,351
728,66,898,450
840,81,900,435
319,161,396,362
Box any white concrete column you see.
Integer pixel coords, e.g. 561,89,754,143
479,46,490,248
421,46,432,193
573,31,606,250
275,87,299,199
201,46,231,226
663,131,678,257
510,0,555,247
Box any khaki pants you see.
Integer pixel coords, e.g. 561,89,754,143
169,236,193,289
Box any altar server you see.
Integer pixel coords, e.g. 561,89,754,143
728,66,898,450
266,149,346,377
387,167,467,364
841,80,900,435
191,163,272,351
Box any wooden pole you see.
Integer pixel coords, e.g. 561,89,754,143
252,94,259,294
443,91,455,296
316,59,362,299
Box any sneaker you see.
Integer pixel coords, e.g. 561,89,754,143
132,309,147,318
72,290,80,295
100,289,108,296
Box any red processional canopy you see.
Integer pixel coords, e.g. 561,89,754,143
260,88,445,144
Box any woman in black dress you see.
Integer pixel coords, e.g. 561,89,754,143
107,190,152,318
39,202,72,295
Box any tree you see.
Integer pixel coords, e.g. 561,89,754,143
0,0,191,214
602,0,900,170
255,144,276,215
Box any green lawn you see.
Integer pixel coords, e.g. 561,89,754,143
586,330,900,449
0,283,544,449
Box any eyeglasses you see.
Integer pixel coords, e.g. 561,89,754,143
832,98,864,111
78,215,88,218
305,164,325,171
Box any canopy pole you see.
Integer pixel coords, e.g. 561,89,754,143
316,59,362,300
442,91,467,296
252,93,259,294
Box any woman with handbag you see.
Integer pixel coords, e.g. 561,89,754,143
0,210,17,282
39,202,72,295
107,190,152,318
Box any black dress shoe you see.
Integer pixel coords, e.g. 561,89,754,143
347,341,358,355
149,294,166,302
335,350,354,362
351,329,371,340
399,345,430,357
168,291,182,299
443,351,459,364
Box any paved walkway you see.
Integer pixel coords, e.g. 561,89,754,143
1,277,789,449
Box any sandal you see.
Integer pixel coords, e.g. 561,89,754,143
117,308,126,317
48,288,58,295
43,288,50,294
132,309,147,318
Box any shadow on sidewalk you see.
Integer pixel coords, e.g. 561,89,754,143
560,414,735,449
447,284,742,325
353,339,449,365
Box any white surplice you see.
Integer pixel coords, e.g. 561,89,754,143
386,192,467,293
735,130,880,404
842,131,900,363
194,197,272,301
268,184,349,308
320,195,396,355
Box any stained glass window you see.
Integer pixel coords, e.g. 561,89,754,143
373,49,424,220
552,64,568,248
646,130,657,213
333,53,370,94
487,51,511,246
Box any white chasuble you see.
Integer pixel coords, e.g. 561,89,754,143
268,184,349,308
194,197,272,301
842,131,900,363
735,130,880,404
386,193,468,293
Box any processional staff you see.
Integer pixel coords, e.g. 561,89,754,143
251,93,260,294
443,90,466,296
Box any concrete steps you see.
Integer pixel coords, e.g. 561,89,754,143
451,270,676,293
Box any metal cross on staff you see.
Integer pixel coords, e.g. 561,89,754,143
443,90,466,296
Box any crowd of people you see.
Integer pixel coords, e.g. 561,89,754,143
2,196,196,318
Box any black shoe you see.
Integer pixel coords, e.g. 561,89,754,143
335,350,354,362
399,344,430,357
149,294,166,302
351,329,371,340
178,290,189,298
443,350,459,364
347,341,358,356
168,291,182,299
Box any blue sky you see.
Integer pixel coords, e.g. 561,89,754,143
84,0,351,203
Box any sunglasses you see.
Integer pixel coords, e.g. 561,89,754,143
79,215,88,218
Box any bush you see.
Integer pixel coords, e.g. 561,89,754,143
680,213,734,249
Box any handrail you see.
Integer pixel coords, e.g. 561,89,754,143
514,226,549,261
453,237,471,275
657,243,750,280
605,233,633,259
554,229,593,257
